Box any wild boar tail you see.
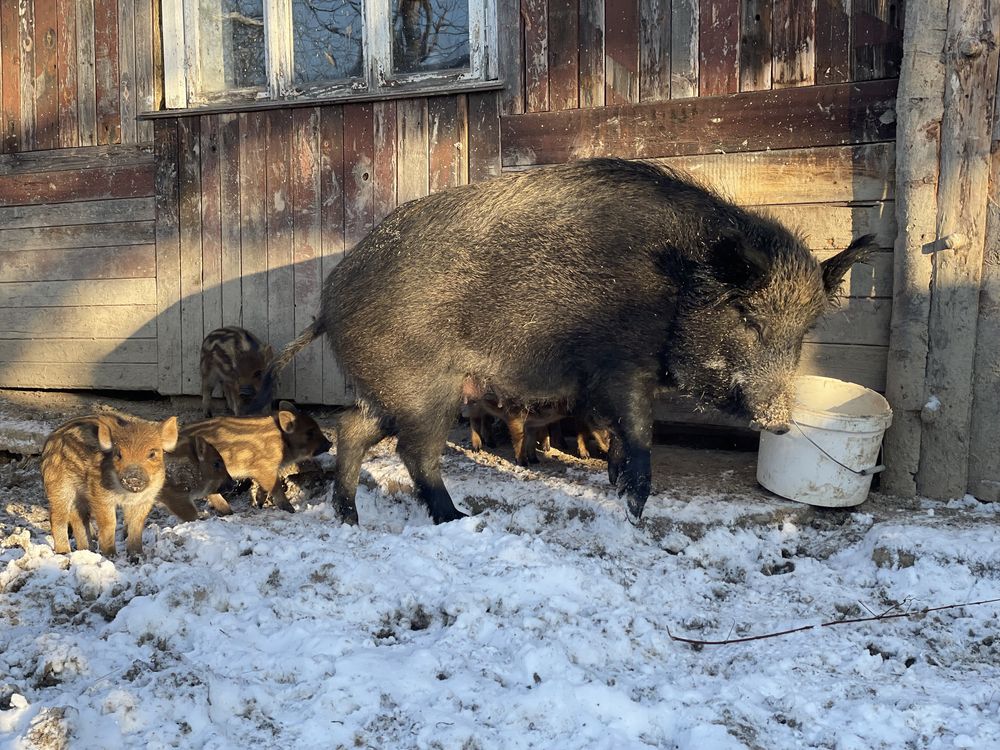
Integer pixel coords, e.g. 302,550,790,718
248,320,326,413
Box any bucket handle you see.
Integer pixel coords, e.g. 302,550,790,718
791,419,885,477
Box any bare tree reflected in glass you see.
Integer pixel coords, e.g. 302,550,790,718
293,0,365,84
393,0,469,74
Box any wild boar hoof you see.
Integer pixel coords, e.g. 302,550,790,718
432,507,469,524
624,496,646,526
277,501,296,513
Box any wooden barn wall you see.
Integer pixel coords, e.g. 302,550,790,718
0,0,158,152
501,0,903,405
0,144,158,389
153,94,502,402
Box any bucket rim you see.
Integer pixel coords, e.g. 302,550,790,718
791,375,893,431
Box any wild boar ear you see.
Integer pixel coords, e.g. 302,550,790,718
161,417,179,453
277,399,297,413
821,234,877,299
277,410,297,433
710,229,771,289
193,436,208,462
96,422,113,452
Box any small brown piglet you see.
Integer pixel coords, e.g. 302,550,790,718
42,413,179,558
200,326,274,417
160,434,235,521
182,401,331,513
468,398,567,466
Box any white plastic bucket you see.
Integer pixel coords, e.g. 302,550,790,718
757,375,893,507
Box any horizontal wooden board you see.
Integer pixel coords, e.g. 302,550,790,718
656,143,895,204
1,245,156,282
501,79,897,166
0,278,156,307
0,221,155,250
0,362,158,390
0,197,156,229
0,165,155,206
805,298,891,346
0,144,154,175
758,202,897,250
0,337,157,363
0,304,156,338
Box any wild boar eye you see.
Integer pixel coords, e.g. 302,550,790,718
148,449,159,460
743,317,764,342
114,448,122,460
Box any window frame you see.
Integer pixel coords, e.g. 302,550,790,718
161,0,499,109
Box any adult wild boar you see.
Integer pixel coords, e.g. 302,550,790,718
258,158,874,525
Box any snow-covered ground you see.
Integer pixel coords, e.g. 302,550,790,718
3,423,1000,749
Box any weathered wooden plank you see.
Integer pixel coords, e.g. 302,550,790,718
548,0,580,109
373,100,398,224
806,297,891,345
177,116,203,393
497,0,525,115
798,342,887,391
816,0,851,84
0,361,158,389
18,0,36,150
218,112,241,327
656,143,895,204
523,0,550,112
428,96,466,192
265,108,295,399
238,111,269,348
0,196,154,228
0,303,156,338
0,277,155,307
670,0,698,97
852,0,904,81
501,79,897,165
397,98,428,205
919,0,999,499
291,107,324,403
0,221,154,250
772,0,816,88
93,0,120,144
56,0,79,148
153,118,181,393
76,0,97,146
34,0,60,150
580,0,606,106
1,0,21,152
118,0,136,143
0,336,157,363
319,106,346,404
969,105,1000,501
739,0,772,91
344,102,375,248
1,244,155,282
0,143,153,174
133,0,154,142
0,163,155,205
760,201,897,250
638,0,669,102
200,114,223,334
605,0,639,104
467,91,502,182
699,0,740,96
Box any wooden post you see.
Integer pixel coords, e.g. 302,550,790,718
969,66,1000,501
917,0,1000,498
881,0,946,497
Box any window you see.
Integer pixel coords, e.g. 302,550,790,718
162,0,498,108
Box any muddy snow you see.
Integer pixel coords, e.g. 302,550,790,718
1,392,999,750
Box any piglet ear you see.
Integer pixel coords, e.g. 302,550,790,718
710,229,771,288
277,410,297,433
161,417,179,453
97,422,113,452
821,234,877,299
193,436,209,462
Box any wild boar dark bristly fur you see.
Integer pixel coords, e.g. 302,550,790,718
255,158,875,526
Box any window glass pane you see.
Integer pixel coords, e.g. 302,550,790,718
197,0,267,94
392,0,470,74
293,0,365,83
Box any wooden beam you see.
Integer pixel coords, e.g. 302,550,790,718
153,118,182,393
918,0,1000,499
0,278,155,307
0,221,154,250
0,336,156,363
0,361,158,389
0,196,154,228
0,143,152,174
501,79,897,166
0,244,156,282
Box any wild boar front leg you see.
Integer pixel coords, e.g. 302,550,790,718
256,474,295,513
592,376,653,525
46,482,76,554
206,493,233,515
91,496,119,558
123,499,155,558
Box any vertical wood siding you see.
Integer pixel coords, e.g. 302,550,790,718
0,0,156,154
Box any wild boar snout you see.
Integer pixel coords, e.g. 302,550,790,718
119,466,149,493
